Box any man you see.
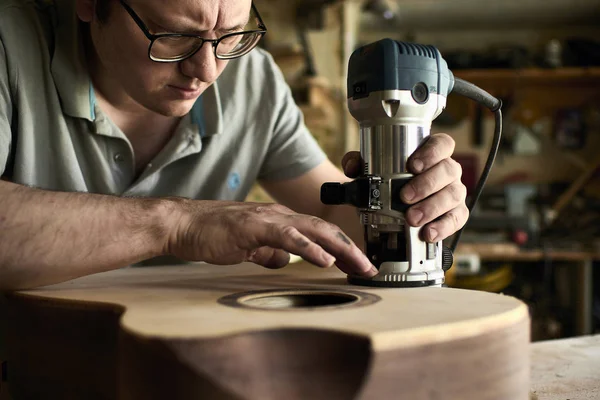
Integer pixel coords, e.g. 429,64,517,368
0,0,468,290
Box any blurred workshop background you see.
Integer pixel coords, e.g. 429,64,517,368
250,0,600,342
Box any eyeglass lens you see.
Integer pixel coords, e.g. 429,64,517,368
150,31,263,61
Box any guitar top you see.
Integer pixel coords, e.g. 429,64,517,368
5,262,531,400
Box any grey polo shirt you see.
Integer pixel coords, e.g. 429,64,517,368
0,0,327,200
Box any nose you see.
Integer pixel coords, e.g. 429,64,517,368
179,41,220,83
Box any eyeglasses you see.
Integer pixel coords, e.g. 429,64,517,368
118,0,267,62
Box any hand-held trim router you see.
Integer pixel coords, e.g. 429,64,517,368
321,39,503,288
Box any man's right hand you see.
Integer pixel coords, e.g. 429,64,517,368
164,199,378,278
0,182,376,291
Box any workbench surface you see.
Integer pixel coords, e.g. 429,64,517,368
530,334,600,399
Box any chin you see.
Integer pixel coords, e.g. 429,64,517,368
148,100,196,118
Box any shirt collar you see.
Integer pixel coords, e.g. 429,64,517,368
191,83,223,138
49,1,223,136
50,0,92,121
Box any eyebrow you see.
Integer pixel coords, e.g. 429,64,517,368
220,22,249,34
146,15,251,36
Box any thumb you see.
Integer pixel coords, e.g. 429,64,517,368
247,247,291,269
341,151,363,178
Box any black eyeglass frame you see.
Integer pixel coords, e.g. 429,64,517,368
118,0,267,62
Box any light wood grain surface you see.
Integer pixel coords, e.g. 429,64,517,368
5,262,531,400
14,262,528,346
530,334,600,400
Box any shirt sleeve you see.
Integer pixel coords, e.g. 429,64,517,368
257,54,328,181
0,38,13,177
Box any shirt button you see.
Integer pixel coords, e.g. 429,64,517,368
114,153,124,162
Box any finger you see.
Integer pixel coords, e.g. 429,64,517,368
256,225,337,270
405,181,467,227
421,204,470,243
334,258,378,278
407,133,456,174
400,157,462,205
341,151,363,178
247,247,291,269
289,216,377,278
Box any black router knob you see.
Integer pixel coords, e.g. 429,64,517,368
442,247,454,272
321,183,345,205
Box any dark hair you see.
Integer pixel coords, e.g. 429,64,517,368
95,1,111,23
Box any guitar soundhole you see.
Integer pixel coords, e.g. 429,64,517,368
219,289,380,310
244,292,356,309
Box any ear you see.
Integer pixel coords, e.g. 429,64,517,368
75,0,96,23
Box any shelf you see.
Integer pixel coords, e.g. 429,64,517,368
454,67,600,86
455,242,600,262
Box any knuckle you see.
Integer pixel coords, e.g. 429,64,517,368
264,222,282,241
439,132,455,146
434,133,455,151
308,216,328,229
240,210,257,225
424,143,441,162
251,205,272,216
424,134,455,161
441,159,455,178
461,204,470,221
280,224,299,239
268,203,291,214
420,174,436,194
449,211,461,229
459,184,468,202
447,182,466,204
449,158,463,179
446,206,468,230
440,158,461,181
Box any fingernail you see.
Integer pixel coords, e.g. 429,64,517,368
428,228,438,242
410,209,424,226
361,256,378,277
369,265,379,277
412,159,424,173
402,185,416,202
323,254,336,267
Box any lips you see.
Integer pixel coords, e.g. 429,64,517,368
171,85,201,92
168,84,203,99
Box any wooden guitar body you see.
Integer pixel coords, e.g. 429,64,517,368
4,262,530,399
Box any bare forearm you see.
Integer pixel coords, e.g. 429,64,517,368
0,181,171,290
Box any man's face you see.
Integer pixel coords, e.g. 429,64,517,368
80,0,252,117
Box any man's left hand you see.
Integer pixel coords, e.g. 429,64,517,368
341,133,468,242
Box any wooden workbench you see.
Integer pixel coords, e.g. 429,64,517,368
456,242,600,263
456,243,600,336
530,334,600,399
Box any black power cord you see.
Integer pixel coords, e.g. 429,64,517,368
449,78,503,253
